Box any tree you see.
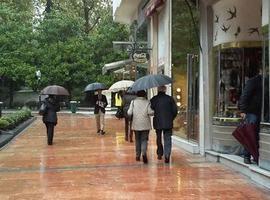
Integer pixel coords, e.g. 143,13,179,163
0,3,35,107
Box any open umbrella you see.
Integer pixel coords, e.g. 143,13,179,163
84,82,106,92
109,80,134,92
130,74,172,92
41,85,69,96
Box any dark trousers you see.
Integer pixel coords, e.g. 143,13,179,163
243,113,260,159
46,123,55,145
156,129,172,158
124,117,133,141
134,130,149,157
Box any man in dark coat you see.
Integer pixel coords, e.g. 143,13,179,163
122,90,136,142
238,68,262,164
94,90,108,135
150,86,178,163
42,95,60,145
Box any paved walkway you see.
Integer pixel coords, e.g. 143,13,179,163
0,114,269,200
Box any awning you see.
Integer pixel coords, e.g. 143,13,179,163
145,0,165,17
102,59,132,74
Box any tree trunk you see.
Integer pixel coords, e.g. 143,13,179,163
45,0,53,13
83,0,90,34
8,81,14,108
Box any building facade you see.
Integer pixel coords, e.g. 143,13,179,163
113,0,270,176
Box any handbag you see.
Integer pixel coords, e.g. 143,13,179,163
39,102,47,115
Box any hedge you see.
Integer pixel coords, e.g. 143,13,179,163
0,107,32,130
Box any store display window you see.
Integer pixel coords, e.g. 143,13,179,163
214,47,262,125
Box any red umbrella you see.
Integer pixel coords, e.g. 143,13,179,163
232,123,259,163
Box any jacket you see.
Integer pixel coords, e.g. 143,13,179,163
150,92,178,129
127,97,154,131
42,97,60,124
238,75,262,116
94,94,108,114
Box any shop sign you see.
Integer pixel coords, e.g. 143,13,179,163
132,52,149,63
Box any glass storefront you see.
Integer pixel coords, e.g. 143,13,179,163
213,45,262,125
171,0,199,142
262,32,269,123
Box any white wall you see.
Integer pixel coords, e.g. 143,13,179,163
213,0,262,46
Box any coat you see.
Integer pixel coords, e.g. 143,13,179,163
150,92,178,130
127,97,154,131
238,75,262,116
42,97,60,125
94,94,108,114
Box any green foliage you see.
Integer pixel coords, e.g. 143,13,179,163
0,1,129,105
0,107,31,130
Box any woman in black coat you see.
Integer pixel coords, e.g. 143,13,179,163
42,95,60,145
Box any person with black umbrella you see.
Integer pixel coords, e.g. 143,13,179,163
150,86,178,163
41,95,60,145
94,90,108,135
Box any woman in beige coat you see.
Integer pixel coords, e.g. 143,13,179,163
128,90,154,163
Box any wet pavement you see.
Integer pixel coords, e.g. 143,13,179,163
0,114,269,200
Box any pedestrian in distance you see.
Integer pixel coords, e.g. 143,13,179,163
238,66,262,164
94,90,108,135
41,95,60,145
128,90,154,164
150,85,178,163
122,89,136,142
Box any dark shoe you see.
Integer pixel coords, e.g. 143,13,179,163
244,157,251,164
100,130,105,135
136,156,140,161
97,129,101,134
157,155,162,160
125,135,128,141
165,156,170,163
142,155,148,164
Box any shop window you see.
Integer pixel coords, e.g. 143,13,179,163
214,47,262,124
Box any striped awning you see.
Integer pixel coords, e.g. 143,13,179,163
145,0,165,17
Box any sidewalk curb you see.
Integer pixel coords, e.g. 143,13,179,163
0,117,36,150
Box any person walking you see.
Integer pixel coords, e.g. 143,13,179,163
94,90,108,135
128,90,153,164
122,90,136,142
42,95,60,145
150,86,178,163
238,67,262,164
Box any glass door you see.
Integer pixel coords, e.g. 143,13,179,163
186,54,199,142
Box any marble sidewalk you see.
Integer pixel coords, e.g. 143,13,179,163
0,114,269,199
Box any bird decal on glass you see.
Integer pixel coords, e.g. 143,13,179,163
215,15,219,23
234,26,241,38
226,6,237,21
221,24,231,33
214,31,218,41
248,27,260,36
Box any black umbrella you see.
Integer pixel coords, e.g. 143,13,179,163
130,74,172,92
41,85,69,96
84,82,106,92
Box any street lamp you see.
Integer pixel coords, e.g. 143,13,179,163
36,69,41,107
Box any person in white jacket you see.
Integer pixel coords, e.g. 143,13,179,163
128,90,154,164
